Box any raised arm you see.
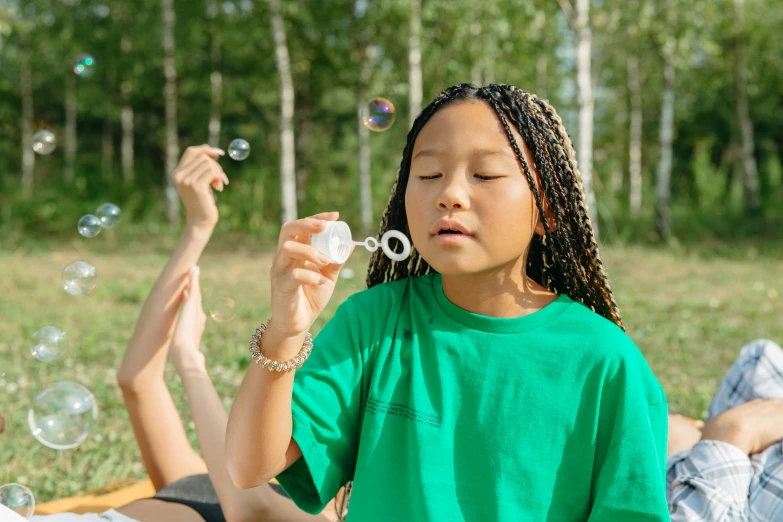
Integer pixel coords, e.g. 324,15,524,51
225,212,352,489
116,144,227,389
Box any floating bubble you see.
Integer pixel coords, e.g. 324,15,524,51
0,483,35,520
228,139,250,161
361,97,396,132
73,53,95,77
30,326,67,362
32,130,56,155
210,297,236,323
77,214,102,238
340,268,355,280
62,260,98,296
28,381,98,450
96,203,121,229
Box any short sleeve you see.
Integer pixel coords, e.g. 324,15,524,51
588,401,671,521
275,297,364,514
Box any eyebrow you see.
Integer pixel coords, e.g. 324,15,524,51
412,147,518,162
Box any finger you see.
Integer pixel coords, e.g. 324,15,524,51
694,420,705,428
277,211,340,249
195,162,228,191
181,145,225,170
320,244,355,280
183,157,220,188
274,240,332,274
190,266,202,301
279,267,328,292
176,155,211,185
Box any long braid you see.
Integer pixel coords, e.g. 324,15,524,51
364,83,623,330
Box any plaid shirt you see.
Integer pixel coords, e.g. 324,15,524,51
666,339,783,521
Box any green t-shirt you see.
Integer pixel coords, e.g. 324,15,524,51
276,272,669,521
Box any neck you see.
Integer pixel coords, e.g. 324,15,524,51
439,255,556,319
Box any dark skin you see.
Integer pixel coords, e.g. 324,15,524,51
405,100,558,319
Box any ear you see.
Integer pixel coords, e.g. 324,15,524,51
534,201,558,236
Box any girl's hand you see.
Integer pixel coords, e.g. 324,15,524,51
667,413,703,456
170,266,208,373
268,211,355,341
173,144,229,231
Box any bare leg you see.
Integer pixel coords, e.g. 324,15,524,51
119,382,208,491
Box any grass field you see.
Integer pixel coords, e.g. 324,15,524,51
1,237,781,502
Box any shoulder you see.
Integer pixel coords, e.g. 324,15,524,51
560,298,665,404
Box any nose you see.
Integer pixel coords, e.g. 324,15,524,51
436,174,470,210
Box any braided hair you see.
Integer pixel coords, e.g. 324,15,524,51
364,83,624,329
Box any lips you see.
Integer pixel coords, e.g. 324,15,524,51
431,219,473,236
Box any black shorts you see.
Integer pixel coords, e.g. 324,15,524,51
152,474,289,522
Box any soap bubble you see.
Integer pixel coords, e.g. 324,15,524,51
30,326,67,362
32,130,56,155
73,53,95,77
340,268,355,280
210,297,236,323
96,203,121,229
28,381,98,450
361,97,396,132
77,214,102,238
62,260,98,296
0,483,35,520
228,139,250,161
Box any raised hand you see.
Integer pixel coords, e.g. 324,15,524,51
173,144,229,231
170,266,208,373
267,211,355,344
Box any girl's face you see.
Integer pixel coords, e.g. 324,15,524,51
405,100,545,276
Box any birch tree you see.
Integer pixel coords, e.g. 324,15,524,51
270,0,298,223
556,0,600,240
162,0,180,226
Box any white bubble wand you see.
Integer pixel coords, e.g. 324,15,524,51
309,221,411,264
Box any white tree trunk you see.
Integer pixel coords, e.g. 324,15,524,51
733,0,760,212
20,33,34,197
655,55,675,239
64,73,77,185
270,0,298,223
358,98,372,233
408,0,422,127
536,56,547,100
208,6,222,148
357,46,374,234
120,35,134,184
101,117,114,180
611,107,623,194
162,0,180,227
574,0,599,239
628,54,643,216
121,103,134,184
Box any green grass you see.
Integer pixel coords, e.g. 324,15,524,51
0,240,781,502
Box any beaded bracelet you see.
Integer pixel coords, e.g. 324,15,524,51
249,318,313,372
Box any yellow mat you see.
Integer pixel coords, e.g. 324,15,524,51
35,477,282,515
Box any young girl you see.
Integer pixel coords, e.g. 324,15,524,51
225,83,669,521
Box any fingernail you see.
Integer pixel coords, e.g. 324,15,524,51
318,253,331,264
214,148,225,156
318,275,328,284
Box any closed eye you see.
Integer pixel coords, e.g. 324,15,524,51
418,174,500,181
